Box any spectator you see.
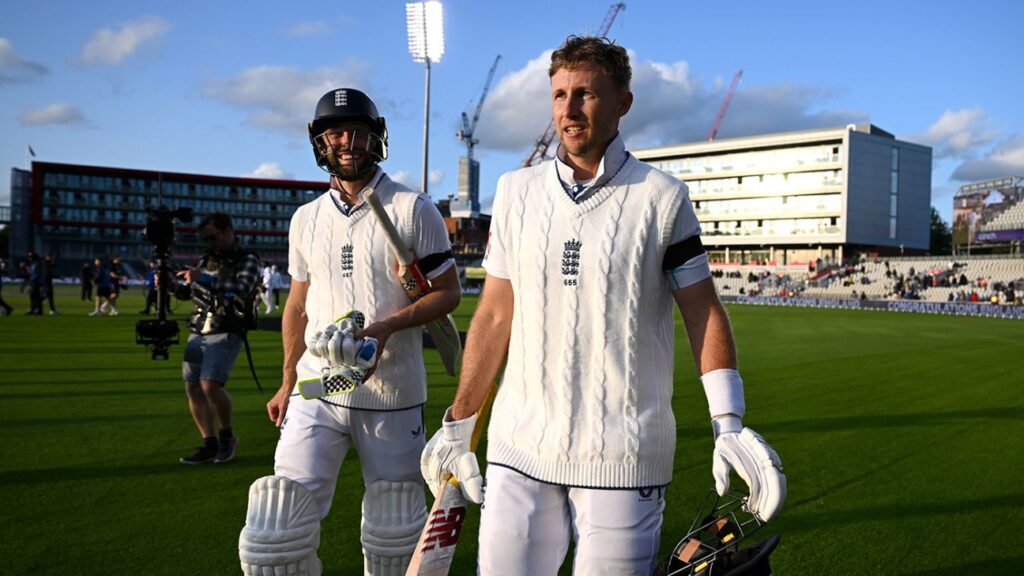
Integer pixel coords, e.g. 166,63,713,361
26,251,43,315
90,257,117,316
43,252,60,315
81,261,94,301
0,261,13,316
141,261,158,315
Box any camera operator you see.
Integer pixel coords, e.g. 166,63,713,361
167,212,261,465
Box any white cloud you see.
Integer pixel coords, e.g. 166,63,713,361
391,170,414,187
429,169,444,187
283,21,329,37
473,51,554,153
0,37,48,83
951,135,1024,182
387,169,443,192
474,51,868,156
205,62,375,133
913,108,998,159
79,16,172,65
20,103,88,126
244,163,294,180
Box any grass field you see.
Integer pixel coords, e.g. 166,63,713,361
1,285,1022,575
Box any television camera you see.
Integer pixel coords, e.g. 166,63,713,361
135,205,193,360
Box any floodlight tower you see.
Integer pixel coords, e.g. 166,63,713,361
406,1,445,197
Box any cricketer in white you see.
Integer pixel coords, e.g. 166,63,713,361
421,36,786,575
239,88,461,576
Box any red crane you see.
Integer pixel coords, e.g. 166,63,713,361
521,2,626,167
707,69,743,142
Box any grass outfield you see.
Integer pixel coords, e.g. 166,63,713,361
1,285,1022,575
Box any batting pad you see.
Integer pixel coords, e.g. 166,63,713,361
239,475,322,576
361,479,427,576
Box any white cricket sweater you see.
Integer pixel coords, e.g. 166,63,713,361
288,174,429,410
487,156,688,488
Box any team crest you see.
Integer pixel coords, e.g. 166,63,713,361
562,238,581,287
341,244,354,277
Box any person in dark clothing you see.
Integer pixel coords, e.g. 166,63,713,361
90,256,117,316
26,252,44,315
109,256,124,313
141,261,157,314
44,253,60,315
0,261,13,316
81,261,94,301
168,212,260,465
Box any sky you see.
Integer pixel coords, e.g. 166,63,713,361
2,0,1023,225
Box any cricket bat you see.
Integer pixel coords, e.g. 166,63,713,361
363,187,462,376
406,386,497,576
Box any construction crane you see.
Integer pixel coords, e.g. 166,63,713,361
457,54,502,162
707,69,743,142
521,2,626,167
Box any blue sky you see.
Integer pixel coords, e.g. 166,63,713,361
2,0,1022,224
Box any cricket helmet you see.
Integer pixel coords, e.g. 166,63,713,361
654,490,780,576
308,87,388,180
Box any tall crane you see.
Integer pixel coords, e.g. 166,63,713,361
707,69,743,142
521,2,626,167
457,54,502,162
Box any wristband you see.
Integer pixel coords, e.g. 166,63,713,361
701,368,746,420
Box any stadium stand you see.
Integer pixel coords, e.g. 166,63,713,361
711,256,1024,305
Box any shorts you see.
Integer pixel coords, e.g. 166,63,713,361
96,286,112,298
182,332,244,384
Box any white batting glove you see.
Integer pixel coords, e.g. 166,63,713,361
325,330,379,369
306,324,339,359
420,408,483,504
712,415,787,522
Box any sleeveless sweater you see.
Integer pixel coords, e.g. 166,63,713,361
487,156,687,488
289,175,427,410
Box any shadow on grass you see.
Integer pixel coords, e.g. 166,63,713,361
3,411,181,428
0,455,273,486
3,365,184,375
902,556,1024,575
0,388,183,400
782,492,1024,535
759,406,1023,434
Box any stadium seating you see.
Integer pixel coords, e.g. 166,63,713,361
710,256,1024,304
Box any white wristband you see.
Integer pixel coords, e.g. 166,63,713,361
701,368,746,420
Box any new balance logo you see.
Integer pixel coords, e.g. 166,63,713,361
420,506,467,551
341,244,354,277
334,89,348,107
562,238,582,286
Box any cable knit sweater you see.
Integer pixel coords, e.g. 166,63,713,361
288,174,431,410
485,156,690,488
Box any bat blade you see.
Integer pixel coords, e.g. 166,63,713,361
406,387,498,576
406,477,471,575
364,187,462,375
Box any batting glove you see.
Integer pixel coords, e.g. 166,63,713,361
712,415,787,522
420,408,483,504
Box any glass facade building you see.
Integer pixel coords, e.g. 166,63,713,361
9,161,326,276
634,124,932,264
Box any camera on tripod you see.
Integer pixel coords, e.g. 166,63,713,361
135,205,193,360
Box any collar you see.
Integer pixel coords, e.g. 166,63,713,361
554,133,627,202
329,168,384,216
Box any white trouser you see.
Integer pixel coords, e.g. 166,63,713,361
273,395,425,519
478,465,666,576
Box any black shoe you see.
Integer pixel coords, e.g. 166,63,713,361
180,445,217,465
214,437,237,464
